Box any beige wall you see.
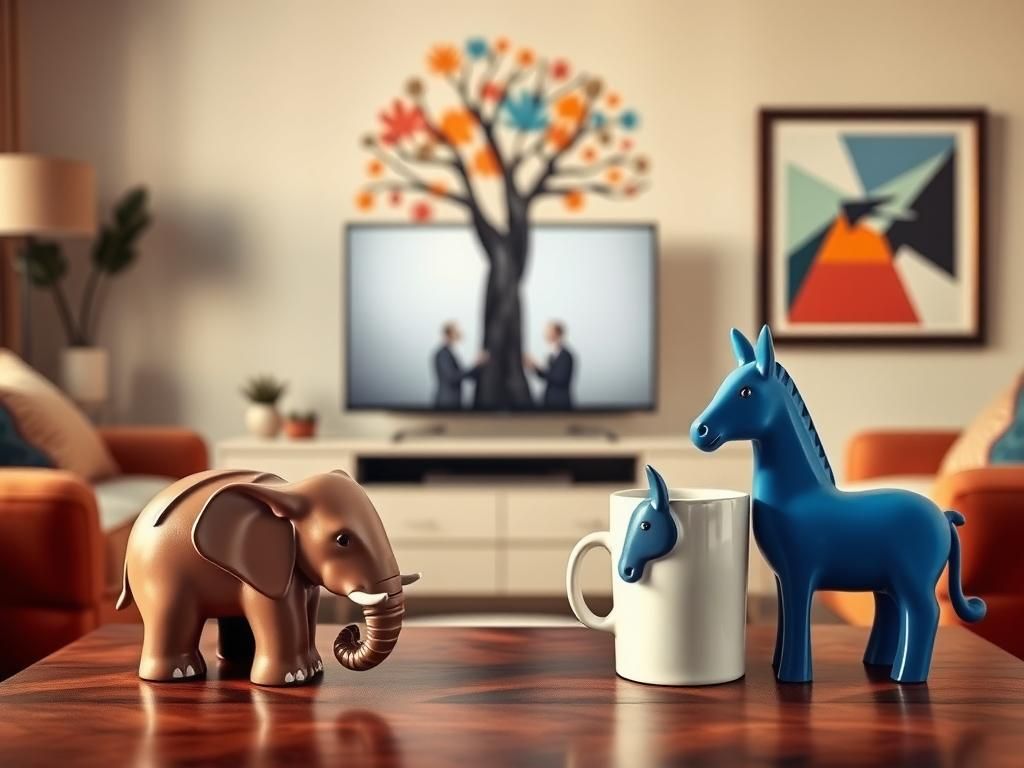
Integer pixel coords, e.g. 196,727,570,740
18,0,1024,458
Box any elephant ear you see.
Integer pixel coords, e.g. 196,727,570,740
192,483,308,599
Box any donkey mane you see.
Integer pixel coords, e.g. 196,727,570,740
773,362,835,486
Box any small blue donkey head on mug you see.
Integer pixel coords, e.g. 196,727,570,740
617,465,678,583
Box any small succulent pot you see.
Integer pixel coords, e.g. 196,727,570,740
284,413,317,440
245,403,282,439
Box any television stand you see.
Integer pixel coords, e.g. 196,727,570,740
566,424,619,442
391,424,447,442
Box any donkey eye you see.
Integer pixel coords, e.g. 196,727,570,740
739,386,752,399
640,521,651,531
335,533,350,547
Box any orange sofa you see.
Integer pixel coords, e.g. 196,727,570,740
0,427,207,678
820,430,1024,659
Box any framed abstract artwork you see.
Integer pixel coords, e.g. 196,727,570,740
759,109,986,344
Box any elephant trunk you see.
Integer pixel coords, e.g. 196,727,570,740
334,590,404,671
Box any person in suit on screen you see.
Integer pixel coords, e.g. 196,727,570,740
524,321,575,410
433,321,488,409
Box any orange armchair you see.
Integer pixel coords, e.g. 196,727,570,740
0,427,207,679
820,430,1024,659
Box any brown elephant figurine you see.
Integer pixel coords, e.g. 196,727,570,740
116,468,419,686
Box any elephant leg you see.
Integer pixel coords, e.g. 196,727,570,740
217,616,255,664
138,596,206,682
242,583,315,686
863,592,900,667
776,578,814,683
891,591,939,684
772,575,784,673
306,586,323,676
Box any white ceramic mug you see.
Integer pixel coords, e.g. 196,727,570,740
566,487,750,685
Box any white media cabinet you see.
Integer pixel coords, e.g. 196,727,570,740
215,435,769,598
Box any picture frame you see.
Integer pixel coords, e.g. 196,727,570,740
759,108,986,344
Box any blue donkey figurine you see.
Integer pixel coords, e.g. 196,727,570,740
691,325,985,684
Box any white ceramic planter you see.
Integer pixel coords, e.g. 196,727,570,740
60,346,109,407
245,403,282,438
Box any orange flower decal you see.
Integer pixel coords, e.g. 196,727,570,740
516,48,535,67
547,123,572,150
389,190,403,207
366,160,384,178
411,201,433,221
606,91,622,109
581,146,598,163
620,138,634,152
355,191,374,211
472,147,500,176
428,180,448,196
427,44,461,76
556,94,585,123
563,189,585,212
480,82,504,102
439,109,475,145
494,37,510,54
605,167,623,184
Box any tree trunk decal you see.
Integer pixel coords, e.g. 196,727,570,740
356,36,649,409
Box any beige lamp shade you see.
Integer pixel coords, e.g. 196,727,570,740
0,154,96,236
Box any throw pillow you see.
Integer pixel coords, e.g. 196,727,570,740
940,372,1024,474
0,350,119,480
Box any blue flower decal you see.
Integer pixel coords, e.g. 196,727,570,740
502,91,548,132
590,112,607,129
619,110,640,130
465,37,489,60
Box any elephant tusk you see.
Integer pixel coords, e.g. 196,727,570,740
347,590,389,607
400,572,421,586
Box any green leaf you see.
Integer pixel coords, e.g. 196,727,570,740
114,187,148,227
23,241,67,287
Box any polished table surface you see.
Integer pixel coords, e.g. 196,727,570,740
0,623,1021,767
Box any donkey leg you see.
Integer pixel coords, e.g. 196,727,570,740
776,579,814,683
772,575,784,673
891,591,939,684
863,592,900,667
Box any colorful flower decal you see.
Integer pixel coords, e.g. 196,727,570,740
620,138,634,152
555,94,585,123
389,189,403,207
439,109,475,145
563,189,585,212
406,78,424,98
411,200,433,221
605,167,623,184
465,37,489,59
428,180,448,196
590,112,607,129
550,59,571,80
378,100,425,145
367,159,384,178
480,82,504,102
516,48,536,67
619,110,640,130
427,44,461,76
606,92,622,109
547,124,572,150
581,146,598,163
502,92,548,132
494,37,510,54
472,147,500,176
634,156,650,174
355,191,374,211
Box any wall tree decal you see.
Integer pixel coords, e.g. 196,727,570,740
355,36,650,409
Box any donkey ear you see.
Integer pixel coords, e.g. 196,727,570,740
192,483,308,599
730,328,756,366
644,464,671,512
755,324,776,377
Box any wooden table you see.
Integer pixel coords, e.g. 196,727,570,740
0,624,1021,767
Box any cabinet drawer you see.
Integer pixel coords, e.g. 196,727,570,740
505,487,617,541
506,545,611,596
392,544,499,595
363,486,498,541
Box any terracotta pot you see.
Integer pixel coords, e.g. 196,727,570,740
284,419,317,439
245,403,282,438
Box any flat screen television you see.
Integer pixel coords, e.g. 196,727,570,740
345,223,657,413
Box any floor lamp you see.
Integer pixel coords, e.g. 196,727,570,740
0,154,96,359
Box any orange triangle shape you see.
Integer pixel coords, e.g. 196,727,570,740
817,214,892,265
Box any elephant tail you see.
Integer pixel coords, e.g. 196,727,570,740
115,560,133,610
944,510,986,623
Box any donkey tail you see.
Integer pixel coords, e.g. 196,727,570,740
944,510,986,623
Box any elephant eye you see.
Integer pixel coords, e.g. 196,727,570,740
335,532,350,548
739,386,752,399
640,521,651,531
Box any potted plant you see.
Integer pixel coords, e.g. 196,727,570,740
241,375,287,438
24,187,151,408
283,410,318,439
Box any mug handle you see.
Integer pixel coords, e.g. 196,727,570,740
566,531,615,633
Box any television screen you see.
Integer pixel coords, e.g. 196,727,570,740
345,223,656,413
